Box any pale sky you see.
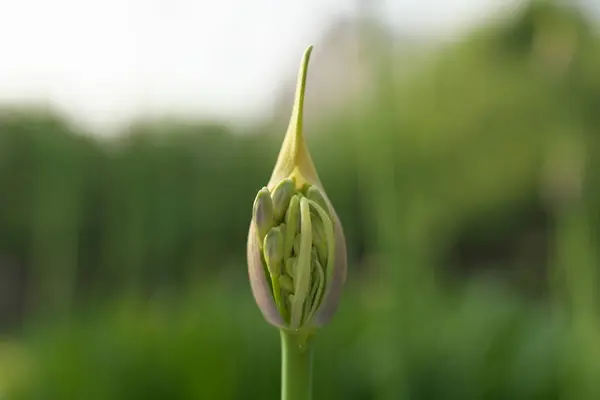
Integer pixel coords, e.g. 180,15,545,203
0,0,508,133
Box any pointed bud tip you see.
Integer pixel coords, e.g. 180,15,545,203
303,45,314,61
268,45,321,189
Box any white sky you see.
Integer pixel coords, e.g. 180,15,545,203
0,0,508,133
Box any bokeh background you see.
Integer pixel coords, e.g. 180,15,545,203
1,0,600,398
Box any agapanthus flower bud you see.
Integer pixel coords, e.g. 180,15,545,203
252,187,275,245
279,274,295,293
306,186,329,214
285,257,297,279
271,178,295,222
264,226,285,277
284,195,300,255
247,45,347,333
311,215,328,265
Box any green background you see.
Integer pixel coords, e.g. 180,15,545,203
1,2,600,398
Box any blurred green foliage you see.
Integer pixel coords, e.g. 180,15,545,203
1,1,600,398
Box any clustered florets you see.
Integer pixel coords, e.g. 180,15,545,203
252,178,335,329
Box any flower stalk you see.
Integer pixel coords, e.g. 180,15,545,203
280,331,314,400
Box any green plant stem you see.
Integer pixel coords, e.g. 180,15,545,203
280,330,314,400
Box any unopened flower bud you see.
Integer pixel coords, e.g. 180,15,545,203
306,186,329,214
311,216,328,264
284,195,300,255
271,178,295,222
279,274,295,293
252,187,274,244
247,45,347,333
293,234,302,256
285,257,297,279
264,226,284,277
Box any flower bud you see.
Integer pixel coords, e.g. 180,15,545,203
247,45,347,332
252,187,274,244
284,194,300,255
271,178,295,222
279,274,295,293
311,215,328,264
263,226,285,277
306,186,329,214
293,233,302,256
285,257,297,279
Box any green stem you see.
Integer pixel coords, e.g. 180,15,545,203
280,330,314,400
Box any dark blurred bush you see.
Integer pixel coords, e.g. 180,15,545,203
3,281,569,400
